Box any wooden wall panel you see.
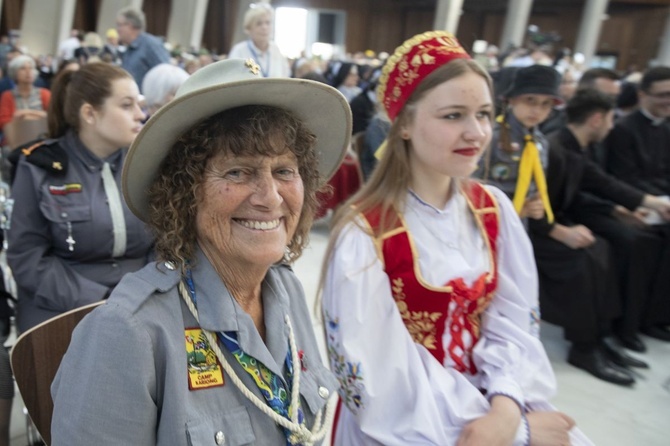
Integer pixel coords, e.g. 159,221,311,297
1,0,25,38
142,0,170,39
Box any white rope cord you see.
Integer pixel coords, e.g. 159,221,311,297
178,281,335,445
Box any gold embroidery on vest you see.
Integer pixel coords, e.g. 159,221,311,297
391,277,442,351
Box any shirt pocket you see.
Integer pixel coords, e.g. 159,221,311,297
39,202,92,253
186,406,256,446
298,361,340,416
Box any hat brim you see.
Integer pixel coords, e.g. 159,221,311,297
122,78,352,221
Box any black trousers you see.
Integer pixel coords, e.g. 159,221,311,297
572,209,663,336
530,230,620,345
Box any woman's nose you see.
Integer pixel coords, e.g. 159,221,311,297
250,173,283,208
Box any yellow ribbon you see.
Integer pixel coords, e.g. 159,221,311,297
512,135,554,223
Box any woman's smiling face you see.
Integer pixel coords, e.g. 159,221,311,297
195,151,304,270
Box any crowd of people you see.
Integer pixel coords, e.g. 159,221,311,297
0,1,665,445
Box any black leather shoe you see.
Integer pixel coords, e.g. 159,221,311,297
601,336,649,369
618,333,647,353
568,346,635,386
641,325,670,342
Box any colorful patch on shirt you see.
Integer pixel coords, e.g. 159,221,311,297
185,328,225,390
530,306,541,338
324,311,365,413
48,183,82,195
490,163,511,181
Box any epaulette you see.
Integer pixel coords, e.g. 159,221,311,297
20,138,68,176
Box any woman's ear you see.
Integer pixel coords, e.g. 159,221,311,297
80,103,95,125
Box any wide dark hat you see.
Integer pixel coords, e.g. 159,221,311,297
504,64,563,104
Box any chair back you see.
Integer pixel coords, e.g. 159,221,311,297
3,116,48,150
10,301,104,445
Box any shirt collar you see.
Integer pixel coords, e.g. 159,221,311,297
64,129,124,171
640,107,667,126
189,245,291,372
408,187,463,214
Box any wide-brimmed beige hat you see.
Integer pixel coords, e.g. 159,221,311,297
122,58,352,221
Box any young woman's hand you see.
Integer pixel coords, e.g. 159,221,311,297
527,411,575,446
457,396,521,446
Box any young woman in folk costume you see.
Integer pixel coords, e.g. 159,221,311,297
320,31,593,445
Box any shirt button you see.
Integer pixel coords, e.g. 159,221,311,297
215,431,225,444
111,262,118,268
60,212,68,218
318,386,329,399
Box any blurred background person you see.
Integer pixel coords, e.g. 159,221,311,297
0,54,50,135
116,6,170,90
228,2,290,78
141,63,189,117
330,62,361,102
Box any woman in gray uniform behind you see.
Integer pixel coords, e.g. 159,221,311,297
7,62,153,332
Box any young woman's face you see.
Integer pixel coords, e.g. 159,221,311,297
90,78,145,148
508,94,555,128
405,71,493,182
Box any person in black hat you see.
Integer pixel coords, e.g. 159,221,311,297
474,65,637,386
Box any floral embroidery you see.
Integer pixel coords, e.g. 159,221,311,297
324,311,365,413
392,278,441,352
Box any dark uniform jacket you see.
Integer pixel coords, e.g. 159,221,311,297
605,109,670,195
7,131,153,331
530,127,644,236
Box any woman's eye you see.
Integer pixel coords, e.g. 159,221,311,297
477,111,492,120
275,168,298,178
442,113,461,120
224,169,244,179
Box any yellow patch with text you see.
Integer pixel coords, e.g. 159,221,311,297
184,328,224,390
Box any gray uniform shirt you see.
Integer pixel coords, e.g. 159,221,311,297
474,112,550,199
51,247,338,445
7,131,153,331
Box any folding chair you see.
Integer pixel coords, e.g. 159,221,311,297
10,301,104,445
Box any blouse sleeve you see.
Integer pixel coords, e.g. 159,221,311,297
471,186,557,407
323,220,528,445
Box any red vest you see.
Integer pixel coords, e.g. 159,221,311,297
362,182,500,374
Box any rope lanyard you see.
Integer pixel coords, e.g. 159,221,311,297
178,271,333,445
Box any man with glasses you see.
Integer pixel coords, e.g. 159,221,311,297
604,66,670,346
116,6,169,91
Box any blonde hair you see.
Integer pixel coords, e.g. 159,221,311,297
244,3,273,30
317,58,493,303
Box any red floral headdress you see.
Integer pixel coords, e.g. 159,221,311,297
377,31,470,122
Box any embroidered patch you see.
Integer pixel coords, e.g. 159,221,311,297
491,163,510,181
48,183,82,195
324,311,365,413
185,328,225,390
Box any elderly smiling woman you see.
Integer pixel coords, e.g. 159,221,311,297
50,58,351,445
